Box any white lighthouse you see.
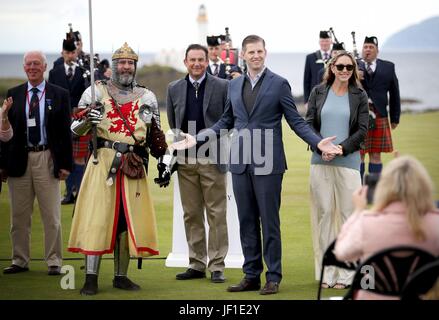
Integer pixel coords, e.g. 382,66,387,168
197,4,208,45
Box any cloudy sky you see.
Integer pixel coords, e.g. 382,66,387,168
0,0,438,53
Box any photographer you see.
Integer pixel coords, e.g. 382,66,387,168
335,155,439,299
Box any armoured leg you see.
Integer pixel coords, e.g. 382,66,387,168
113,231,140,291
80,255,101,295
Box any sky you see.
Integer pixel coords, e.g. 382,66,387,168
0,0,438,53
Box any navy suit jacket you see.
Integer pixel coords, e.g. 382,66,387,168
0,82,73,178
361,58,401,124
49,64,86,110
201,68,321,175
303,51,325,103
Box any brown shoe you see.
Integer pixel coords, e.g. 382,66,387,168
227,278,260,292
260,281,279,295
3,264,29,274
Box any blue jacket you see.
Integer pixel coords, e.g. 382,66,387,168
303,51,325,103
201,68,321,175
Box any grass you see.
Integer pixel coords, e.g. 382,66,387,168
0,111,438,300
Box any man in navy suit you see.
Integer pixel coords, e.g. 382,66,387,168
175,35,341,295
49,38,87,205
303,31,332,103
359,36,400,179
1,51,72,275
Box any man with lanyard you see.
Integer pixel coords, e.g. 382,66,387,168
1,51,72,276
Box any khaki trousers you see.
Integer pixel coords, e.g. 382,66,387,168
177,163,228,272
8,150,62,268
309,164,361,286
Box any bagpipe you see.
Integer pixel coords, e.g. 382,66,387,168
219,27,244,78
66,23,108,85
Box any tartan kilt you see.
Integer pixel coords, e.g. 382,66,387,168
361,116,393,155
73,134,91,159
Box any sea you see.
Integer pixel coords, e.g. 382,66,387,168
1,51,438,111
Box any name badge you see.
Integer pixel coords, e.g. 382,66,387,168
27,118,36,127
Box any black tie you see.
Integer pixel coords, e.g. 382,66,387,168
213,63,219,76
67,65,73,81
324,52,329,61
193,81,199,98
28,87,41,146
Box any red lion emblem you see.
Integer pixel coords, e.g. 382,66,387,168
107,100,139,136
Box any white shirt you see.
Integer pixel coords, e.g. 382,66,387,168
209,59,223,73
364,59,377,72
320,50,331,60
64,62,76,76
247,66,266,89
188,73,206,86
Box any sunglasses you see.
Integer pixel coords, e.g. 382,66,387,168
334,64,354,71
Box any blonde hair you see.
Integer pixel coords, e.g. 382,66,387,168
372,156,436,241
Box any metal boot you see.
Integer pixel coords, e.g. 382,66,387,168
80,255,102,295
113,231,140,291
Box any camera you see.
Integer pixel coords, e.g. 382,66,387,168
364,172,380,204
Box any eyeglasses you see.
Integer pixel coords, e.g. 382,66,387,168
334,64,354,71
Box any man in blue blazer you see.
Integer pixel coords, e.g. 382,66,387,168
359,36,400,179
303,31,332,103
175,35,341,295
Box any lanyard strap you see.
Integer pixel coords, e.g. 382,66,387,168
26,88,46,112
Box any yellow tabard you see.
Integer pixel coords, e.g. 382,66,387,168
68,83,159,257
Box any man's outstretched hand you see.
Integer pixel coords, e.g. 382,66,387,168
317,136,343,156
170,133,197,150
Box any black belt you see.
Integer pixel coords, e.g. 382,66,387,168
27,145,49,152
97,138,148,185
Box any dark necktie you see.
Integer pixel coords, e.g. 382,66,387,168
366,62,374,76
193,81,199,98
213,63,219,76
323,52,329,61
67,65,73,81
28,87,41,146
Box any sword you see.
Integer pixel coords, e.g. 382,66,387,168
88,0,98,165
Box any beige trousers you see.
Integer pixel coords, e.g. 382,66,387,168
8,150,62,268
310,164,361,286
177,163,228,272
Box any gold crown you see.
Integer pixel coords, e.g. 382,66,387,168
112,42,138,61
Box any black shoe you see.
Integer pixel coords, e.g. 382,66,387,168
61,196,75,205
48,266,61,275
80,274,98,295
3,264,29,274
176,268,206,280
227,278,261,292
211,271,226,283
113,276,141,291
260,281,279,295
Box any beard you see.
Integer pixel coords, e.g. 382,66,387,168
116,72,134,86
